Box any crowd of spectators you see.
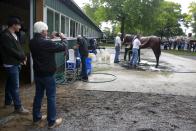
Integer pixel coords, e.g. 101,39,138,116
162,37,196,52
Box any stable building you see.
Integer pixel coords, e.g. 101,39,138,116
0,0,102,83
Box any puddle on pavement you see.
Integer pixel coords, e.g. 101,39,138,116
120,59,174,73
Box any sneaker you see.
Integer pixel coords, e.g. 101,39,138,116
14,106,30,115
132,65,137,69
82,79,88,82
48,118,63,129
82,77,88,82
81,76,88,82
114,61,119,63
33,115,47,125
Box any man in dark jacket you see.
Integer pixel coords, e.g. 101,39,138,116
30,21,67,129
75,36,89,81
0,17,29,114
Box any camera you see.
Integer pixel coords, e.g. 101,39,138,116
55,33,60,37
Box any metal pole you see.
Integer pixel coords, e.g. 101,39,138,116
30,0,34,83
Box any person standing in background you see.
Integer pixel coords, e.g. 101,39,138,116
114,32,122,63
130,35,141,68
0,16,29,114
75,35,89,82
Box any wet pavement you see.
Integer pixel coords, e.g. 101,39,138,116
0,48,196,131
79,48,196,96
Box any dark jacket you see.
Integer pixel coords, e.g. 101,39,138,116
30,33,67,77
77,37,88,58
0,29,25,65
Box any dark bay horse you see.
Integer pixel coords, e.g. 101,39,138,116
123,35,161,68
140,36,161,67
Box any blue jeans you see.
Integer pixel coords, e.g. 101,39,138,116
4,65,22,109
130,48,139,66
114,46,120,63
80,56,88,79
33,75,56,126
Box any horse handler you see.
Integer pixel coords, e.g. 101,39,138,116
30,21,67,129
114,32,122,63
123,34,132,61
130,35,141,68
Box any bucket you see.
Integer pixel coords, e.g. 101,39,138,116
86,58,92,75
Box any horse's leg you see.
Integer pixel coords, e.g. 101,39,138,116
124,48,128,61
152,47,160,68
128,48,132,61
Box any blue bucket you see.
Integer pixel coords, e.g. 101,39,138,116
86,58,92,75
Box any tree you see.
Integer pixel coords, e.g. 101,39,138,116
182,13,191,29
188,2,196,37
83,0,184,38
124,0,164,35
83,0,107,26
154,1,184,39
100,0,164,36
99,0,130,38
84,0,163,36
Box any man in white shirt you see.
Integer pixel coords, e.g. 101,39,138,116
130,35,141,68
114,32,122,63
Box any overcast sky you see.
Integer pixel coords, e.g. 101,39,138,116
166,0,194,13
73,0,89,8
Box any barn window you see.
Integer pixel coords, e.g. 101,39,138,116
81,25,84,36
75,22,78,36
70,20,76,37
47,9,54,35
85,26,87,36
61,15,65,34
78,23,81,36
86,27,89,37
55,12,60,32
65,17,69,37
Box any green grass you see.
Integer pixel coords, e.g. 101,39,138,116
163,50,196,56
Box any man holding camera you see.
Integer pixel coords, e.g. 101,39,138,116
30,21,67,128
